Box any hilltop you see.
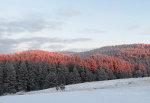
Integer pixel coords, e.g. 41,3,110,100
0,44,150,95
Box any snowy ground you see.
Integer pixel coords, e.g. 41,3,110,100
1,77,150,103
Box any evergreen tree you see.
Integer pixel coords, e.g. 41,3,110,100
76,66,86,82
96,67,108,81
0,61,4,95
44,72,57,88
38,61,49,89
27,61,38,91
67,66,81,84
3,61,17,93
84,68,95,82
57,67,66,85
17,61,28,91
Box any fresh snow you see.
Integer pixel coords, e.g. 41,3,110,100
1,77,150,103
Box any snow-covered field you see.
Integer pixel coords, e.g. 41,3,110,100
1,77,150,103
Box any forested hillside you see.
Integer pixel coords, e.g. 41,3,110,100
0,44,150,95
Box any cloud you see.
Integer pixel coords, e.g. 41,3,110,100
0,37,92,53
0,8,82,37
64,48,92,52
48,44,65,49
80,29,106,34
0,43,16,54
14,37,91,44
0,8,84,53
56,8,81,18
0,15,63,37
39,44,65,51
128,25,140,31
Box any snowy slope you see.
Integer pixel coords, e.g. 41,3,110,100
1,77,150,103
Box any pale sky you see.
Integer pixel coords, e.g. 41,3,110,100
0,0,150,53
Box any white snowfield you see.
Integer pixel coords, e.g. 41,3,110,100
1,77,150,103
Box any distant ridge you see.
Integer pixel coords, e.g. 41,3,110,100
0,44,149,72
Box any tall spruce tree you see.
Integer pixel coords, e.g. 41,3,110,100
67,66,81,84
96,67,108,81
44,72,57,88
0,61,4,95
3,61,16,93
17,61,28,91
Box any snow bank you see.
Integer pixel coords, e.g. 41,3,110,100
1,77,150,103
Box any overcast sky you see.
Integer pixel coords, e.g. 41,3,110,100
0,0,150,53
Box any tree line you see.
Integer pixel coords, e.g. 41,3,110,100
0,60,150,95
